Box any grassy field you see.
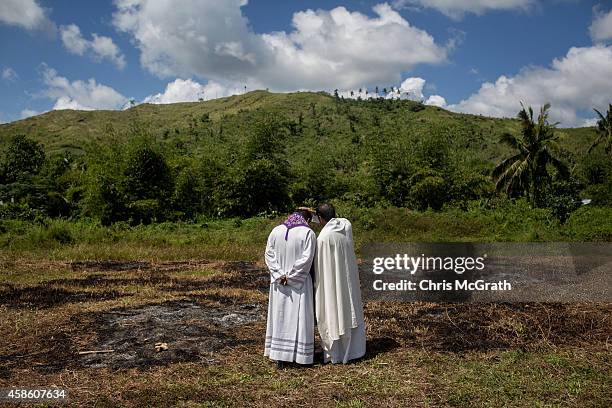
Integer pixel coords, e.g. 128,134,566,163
0,205,611,407
1,202,611,261
0,257,610,407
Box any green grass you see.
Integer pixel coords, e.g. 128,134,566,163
437,350,610,407
1,204,610,261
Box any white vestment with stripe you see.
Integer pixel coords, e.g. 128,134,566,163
264,224,315,364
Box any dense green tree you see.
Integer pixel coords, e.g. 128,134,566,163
244,117,287,160
1,134,45,183
579,149,612,206
80,134,174,224
122,145,173,202
539,178,582,223
221,158,290,217
121,144,173,223
172,158,220,219
0,135,59,218
37,152,78,217
408,169,447,210
217,116,291,217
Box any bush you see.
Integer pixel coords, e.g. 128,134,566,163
0,202,41,221
564,206,612,241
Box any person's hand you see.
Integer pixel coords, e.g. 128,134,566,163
279,275,288,286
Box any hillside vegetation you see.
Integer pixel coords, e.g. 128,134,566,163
0,91,610,242
0,90,598,159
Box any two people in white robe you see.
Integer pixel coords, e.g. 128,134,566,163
264,204,366,366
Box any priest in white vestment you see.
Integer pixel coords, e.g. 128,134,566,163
264,208,316,367
314,203,366,364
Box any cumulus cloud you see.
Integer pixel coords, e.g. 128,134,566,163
113,1,447,91
0,0,55,33
60,24,126,69
425,94,446,107
448,45,612,127
60,24,88,55
392,0,535,19
397,77,426,100
20,109,41,119
142,78,238,104
2,67,18,82
589,7,612,42
40,65,128,110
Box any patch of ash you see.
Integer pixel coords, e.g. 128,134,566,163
78,301,263,369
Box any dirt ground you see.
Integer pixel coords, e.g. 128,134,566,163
0,259,610,407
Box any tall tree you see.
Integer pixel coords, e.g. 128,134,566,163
1,134,45,183
588,103,612,155
493,103,569,206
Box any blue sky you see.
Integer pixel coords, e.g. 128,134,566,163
0,0,611,126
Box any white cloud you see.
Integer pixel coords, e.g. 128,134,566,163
0,0,55,33
448,45,612,127
425,94,446,107
60,24,126,69
90,34,126,69
398,77,426,100
41,65,128,111
113,1,447,91
2,67,18,82
589,7,612,42
60,24,88,55
142,78,238,104
20,109,40,119
392,0,535,19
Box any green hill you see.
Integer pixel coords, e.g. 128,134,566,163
0,90,609,227
0,90,597,159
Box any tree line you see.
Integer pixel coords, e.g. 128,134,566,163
0,103,610,225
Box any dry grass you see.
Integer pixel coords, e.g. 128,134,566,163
0,259,610,407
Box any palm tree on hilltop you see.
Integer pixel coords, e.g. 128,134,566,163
493,103,569,206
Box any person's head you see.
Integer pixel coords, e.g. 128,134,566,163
295,208,313,223
316,203,336,226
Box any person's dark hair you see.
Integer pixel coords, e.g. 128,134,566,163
296,209,312,222
316,203,336,222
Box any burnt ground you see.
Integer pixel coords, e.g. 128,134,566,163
0,260,271,376
76,301,262,370
0,259,610,407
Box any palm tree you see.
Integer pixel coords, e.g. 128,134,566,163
588,104,612,154
493,103,569,206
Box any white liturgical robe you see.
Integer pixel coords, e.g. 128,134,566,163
264,222,316,364
315,218,366,364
